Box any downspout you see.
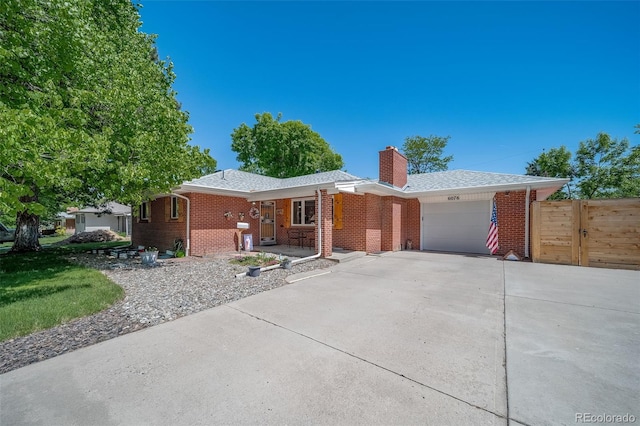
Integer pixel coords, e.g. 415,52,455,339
171,193,191,257
524,186,531,258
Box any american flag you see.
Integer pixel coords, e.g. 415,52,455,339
486,199,499,254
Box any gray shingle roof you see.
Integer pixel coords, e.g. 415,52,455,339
76,202,131,215
405,170,568,192
179,168,566,197
183,169,361,192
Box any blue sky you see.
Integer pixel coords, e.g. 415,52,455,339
138,1,639,179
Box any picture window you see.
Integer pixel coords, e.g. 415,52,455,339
292,198,316,226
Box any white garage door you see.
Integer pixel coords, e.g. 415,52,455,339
422,200,491,254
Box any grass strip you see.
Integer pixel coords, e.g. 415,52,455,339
0,244,125,342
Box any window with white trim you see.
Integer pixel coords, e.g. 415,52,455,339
140,202,149,220
170,196,179,219
292,198,316,226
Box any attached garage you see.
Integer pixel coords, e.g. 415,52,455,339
421,198,492,254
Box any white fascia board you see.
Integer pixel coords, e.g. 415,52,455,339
177,181,362,202
355,179,569,198
354,182,407,197
334,181,365,195
173,184,251,199
246,183,338,202
405,180,569,197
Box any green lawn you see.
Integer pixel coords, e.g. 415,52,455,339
0,242,126,341
0,234,69,252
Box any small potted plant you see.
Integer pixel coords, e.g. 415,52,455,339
247,265,261,277
281,257,292,270
224,211,233,220
141,246,158,264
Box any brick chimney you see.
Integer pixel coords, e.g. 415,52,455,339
379,146,408,188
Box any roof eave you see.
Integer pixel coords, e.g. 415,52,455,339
175,182,341,201
354,182,407,197
404,179,569,197
174,184,251,199
355,179,569,198
245,182,339,202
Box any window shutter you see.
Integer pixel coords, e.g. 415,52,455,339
283,199,291,228
178,198,184,223
333,193,343,230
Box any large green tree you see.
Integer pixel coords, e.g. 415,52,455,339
525,146,574,199
0,0,215,251
574,132,639,199
230,112,343,178
526,132,639,199
401,135,453,174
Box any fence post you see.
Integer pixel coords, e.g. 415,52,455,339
531,202,540,262
578,200,589,267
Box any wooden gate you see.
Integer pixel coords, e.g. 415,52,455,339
531,199,640,270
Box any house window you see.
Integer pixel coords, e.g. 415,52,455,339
170,196,179,219
140,202,149,220
292,198,316,226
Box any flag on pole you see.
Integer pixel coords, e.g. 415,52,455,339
486,199,499,254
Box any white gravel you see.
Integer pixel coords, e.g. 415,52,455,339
0,252,334,374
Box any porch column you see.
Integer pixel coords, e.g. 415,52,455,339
320,190,332,257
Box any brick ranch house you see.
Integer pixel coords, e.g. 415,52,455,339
132,146,568,258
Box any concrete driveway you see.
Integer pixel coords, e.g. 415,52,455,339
1,252,638,425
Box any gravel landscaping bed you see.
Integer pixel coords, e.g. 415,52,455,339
0,252,334,374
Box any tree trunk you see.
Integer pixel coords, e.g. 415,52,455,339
11,210,41,252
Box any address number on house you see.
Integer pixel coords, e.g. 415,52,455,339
447,195,460,201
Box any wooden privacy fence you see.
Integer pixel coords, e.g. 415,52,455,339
531,199,640,270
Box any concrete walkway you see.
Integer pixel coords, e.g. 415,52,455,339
1,252,638,425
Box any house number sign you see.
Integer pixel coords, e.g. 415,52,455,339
447,195,460,201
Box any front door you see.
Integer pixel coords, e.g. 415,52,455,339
76,214,86,233
260,201,276,245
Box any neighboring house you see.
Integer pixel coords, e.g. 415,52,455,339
133,146,568,258
54,212,76,234
75,202,132,236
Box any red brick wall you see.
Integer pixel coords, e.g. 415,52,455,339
379,147,408,188
381,197,403,251
132,193,259,256
188,193,258,256
275,198,289,245
333,194,421,254
406,198,421,249
365,193,382,253
495,190,536,257
132,188,536,258
333,193,367,251
132,196,189,252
